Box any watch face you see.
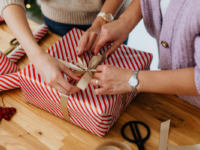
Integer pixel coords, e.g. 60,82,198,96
105,13,113,23
129,76,138,87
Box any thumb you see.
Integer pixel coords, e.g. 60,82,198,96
106,41,121,58
61,64,80,81
94,35,110,55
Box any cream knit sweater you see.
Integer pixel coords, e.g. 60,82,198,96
0,0,131,24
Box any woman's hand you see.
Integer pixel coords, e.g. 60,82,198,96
77,17,105,56
93,0,143,58
93,16,132,58
91,65,133,95
30,50,80,95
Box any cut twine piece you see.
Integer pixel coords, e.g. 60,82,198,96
159,120,200,150
158,120,170,150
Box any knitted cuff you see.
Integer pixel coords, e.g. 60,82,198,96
0,0,26,17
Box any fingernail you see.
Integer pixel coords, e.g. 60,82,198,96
106,54,110,59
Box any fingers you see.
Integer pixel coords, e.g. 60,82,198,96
77,32,89,56
91,79,107,95
94,88,107,95
70,79,76,85
91,78,103,87
105,41,121,58
52,83,70,95
60,64,79,80
90,34,100,52
93,73,102,79
58,77,80,94
105,41,112,47
85,32,97,51
94,35,111,55
96,65,105,72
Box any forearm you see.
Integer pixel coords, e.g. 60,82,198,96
137,68,199,96
100,0,125,17
119,0,142,33
3,5,43,61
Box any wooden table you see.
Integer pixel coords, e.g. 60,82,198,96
0,20,200,150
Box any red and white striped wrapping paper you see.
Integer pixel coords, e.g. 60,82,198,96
0,51,19,75
18,28,153,137
0,72,20,92
7,24,49,63
0,51,20,91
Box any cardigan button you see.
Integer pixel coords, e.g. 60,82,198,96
161,41,169,48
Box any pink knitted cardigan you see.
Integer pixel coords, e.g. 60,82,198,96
140,0,200,108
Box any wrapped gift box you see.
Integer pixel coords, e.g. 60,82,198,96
18,28,153,137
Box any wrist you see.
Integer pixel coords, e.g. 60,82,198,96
127,70,140,93
136,71,142,92
28,46,46,62
119,14,137,32
92,17,106,28
125,69,134,93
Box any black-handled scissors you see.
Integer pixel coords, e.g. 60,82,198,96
121,121,150,150
4,38,19,55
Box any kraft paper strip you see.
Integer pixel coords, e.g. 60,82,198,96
76,70,93,90
58,54,103,90
159,120,200,150
168,144,200,150
60,94,71,122
158,120,170,150
59,52,129,123
59,54,105,121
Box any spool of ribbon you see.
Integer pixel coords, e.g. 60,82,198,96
7,24,49,63
0,51,19,75
95,141,131,150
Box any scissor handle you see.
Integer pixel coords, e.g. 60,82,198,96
121,121,150,150
10,38,19,45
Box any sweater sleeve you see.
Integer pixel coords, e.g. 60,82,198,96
194,35,200,95
0,0,26,17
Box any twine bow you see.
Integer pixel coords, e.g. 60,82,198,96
58,53,106,90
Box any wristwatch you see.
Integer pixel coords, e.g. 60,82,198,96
128,71,139,92
97,12,114,23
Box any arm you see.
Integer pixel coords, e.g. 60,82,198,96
93,0,142,57
77,0,126,56
137,68,199,95
2,5,80,94
90,66,199,96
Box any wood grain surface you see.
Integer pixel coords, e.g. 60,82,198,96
0,20,200,150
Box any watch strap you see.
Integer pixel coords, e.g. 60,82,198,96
97,12,105,17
